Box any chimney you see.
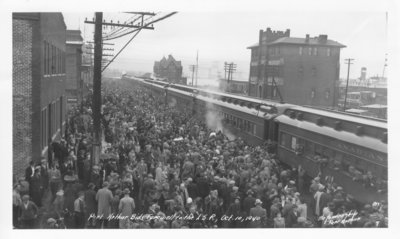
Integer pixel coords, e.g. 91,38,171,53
305,34,310,43
318,34,328,43
285,29,290,37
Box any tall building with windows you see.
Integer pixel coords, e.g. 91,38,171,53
248,28,345,108
65,30,83,109
13,13,67,177
153,55,187,84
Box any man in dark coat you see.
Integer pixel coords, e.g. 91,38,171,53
196,173,210,199
84,183,98,228
25,161,35,184
242,190,256,216
30,167,43,207
186,178,199,199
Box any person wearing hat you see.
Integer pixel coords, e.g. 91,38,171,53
242,190,256,216
29,166,43,207
96,181,113,228
53,189,64,219
118,188,135,229
19,195,38,229
48,163,62,202
40,158,49,191
318,185,332,217
249,199,267,228
225,196,242,228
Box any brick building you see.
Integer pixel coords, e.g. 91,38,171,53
153,55,187,84
248,28,345,108
66,30,83,109
13,13,67,177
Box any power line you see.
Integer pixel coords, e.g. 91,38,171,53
101,30,142,72
102,12,177,41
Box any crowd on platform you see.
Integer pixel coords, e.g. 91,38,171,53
13,79,388,229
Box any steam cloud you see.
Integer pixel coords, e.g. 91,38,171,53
205,101,236,140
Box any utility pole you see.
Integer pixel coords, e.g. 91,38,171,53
195,50,199,87
189,65,196,86
224,62,236,92
343,58,354,111
91,12,103,174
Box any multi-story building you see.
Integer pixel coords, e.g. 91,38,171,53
81,43,93,95
248,28,345,108
65,30,83,109
153,55,187,84
13,13,67,177
219,79,248,95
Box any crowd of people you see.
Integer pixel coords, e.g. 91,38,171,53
12,78,388,229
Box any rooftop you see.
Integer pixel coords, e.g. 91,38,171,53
248,36,346,48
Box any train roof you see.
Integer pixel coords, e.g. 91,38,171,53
289,105,387,129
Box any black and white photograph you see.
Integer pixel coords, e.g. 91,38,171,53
1,0,399,238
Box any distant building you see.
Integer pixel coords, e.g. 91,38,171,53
153,55,187,84
360,67,367,82
219,79,248,95
81,43,93,99
65,30,83,109
13,13,67,177
248,27,345,108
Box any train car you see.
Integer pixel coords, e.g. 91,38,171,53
124,75,388,204
132,76,288,144
274,106,387,203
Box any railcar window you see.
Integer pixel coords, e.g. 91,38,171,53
291,136,297,150
280,132,287,147
253,124,257,135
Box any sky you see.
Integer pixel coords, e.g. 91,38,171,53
62,11,389,82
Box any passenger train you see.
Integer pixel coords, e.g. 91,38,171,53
122,75,387,204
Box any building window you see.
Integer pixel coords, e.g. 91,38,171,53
308,47,312,55
311,89,316,99
311,66,317,77
43,42,47,75
275,47,280,55
62,51,66,73
58,48,62,74
327,48,331,56
269,47,274,56
41,108,47,150
313,47,318,56
273,87,277,97
52,45,56,74
299,47,303,55
325,89,330,99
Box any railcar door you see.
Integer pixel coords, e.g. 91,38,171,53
264,120,270,140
